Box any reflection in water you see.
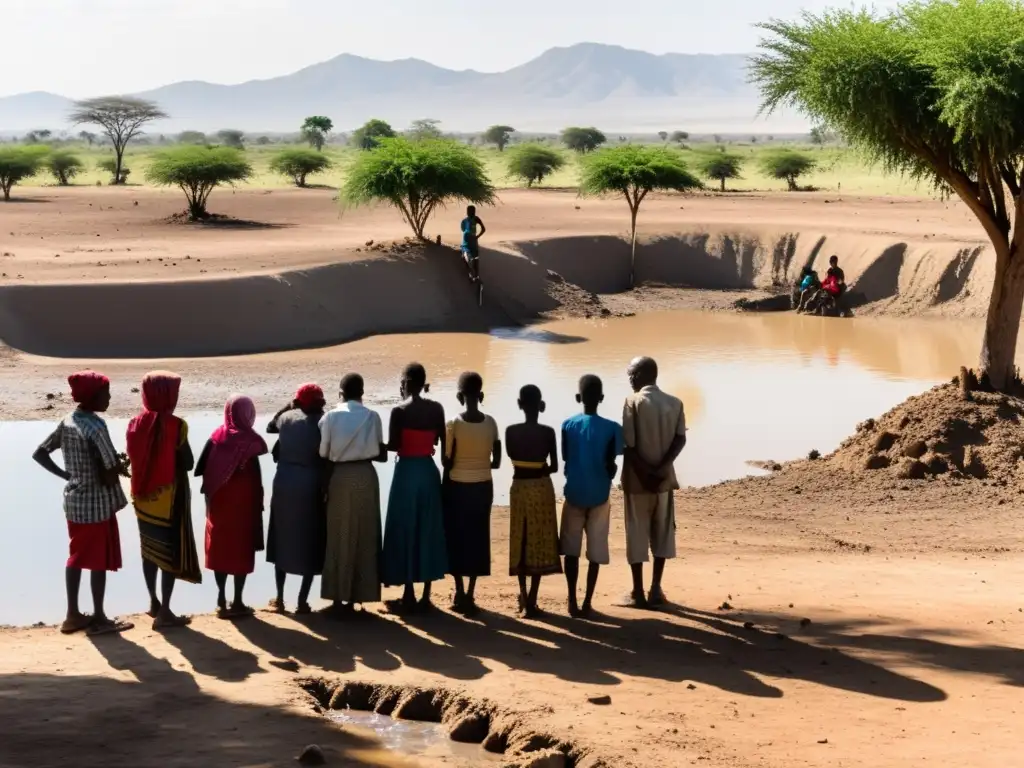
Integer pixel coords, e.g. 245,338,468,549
327,710,500,764
0,311,988,624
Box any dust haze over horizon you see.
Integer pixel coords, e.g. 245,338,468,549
7,0,902,96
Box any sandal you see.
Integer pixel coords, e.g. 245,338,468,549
267,598,286,614
59,614,93,635
87,618,134,636
646,587,668,609
152,614,192,631
217,605,255,621
617,591,649,609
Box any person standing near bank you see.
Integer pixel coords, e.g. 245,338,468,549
126,371,200,630
319,373,388,617
196,394,268,619
442,371,501,616
560,374,623,618
266,383,328,615
621,357,686,609
382,363,448,612
33,371,133,636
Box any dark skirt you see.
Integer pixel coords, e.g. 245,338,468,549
267,462,325,577
381,457,447,586
443,480,493,577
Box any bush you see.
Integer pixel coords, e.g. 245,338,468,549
561,126,607,153
217,129,245,149
759,150,816,191
0,146,48,201
46,150,85,186
269,149,332,187
342,137,495,240
98,157,131,184
506,144,566,187
145,146,253,219
694,150,745,192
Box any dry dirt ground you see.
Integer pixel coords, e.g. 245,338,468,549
1,482,1020,768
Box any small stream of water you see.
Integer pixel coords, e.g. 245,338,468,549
0,311,988,624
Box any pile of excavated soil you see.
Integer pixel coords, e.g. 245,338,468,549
827,381,1024,484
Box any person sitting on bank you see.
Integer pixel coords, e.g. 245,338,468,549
560,374,624,618
34,371,134,636
621,357,686,609
794,265,820,312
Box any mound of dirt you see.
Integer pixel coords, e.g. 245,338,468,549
827,381,1024,483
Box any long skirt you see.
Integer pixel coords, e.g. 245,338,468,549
67,516,122,572
136,472,201,583
205,465,263,576
443,480,493,577
267,463,325,577
322,461,382,604
381,457,448,586
509,476,562,577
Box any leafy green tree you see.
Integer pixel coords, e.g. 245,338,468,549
758,150,816,191
71,97,167,186
98,157,131,184
658,131,669,142
301,116,333,151
217,129,245,149
46,150,84,186
0,146,48,201
752,0,1024,389
178,130,208,145
579,145,701,285
407,118,443,140
269,148,332,187
352,118,396,150
483,125,516,151
506,144,566,187
696,150,744,192
342,137,496,240
670,130,689,143
145,146,253,220
561,126,607,153
809,126,827,146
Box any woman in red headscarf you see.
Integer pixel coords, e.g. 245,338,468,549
195,394,268,619
126,371,200,631
264,383,328,614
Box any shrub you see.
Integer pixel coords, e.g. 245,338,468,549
695,150,745,192
758,150,816,191
46,150,85,186
0,146,48,201
269,149,332,187
145,146,253,219
506,144,566,187
98,157,131,184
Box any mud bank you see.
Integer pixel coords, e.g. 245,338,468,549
304,679,595,768
0,227,993,359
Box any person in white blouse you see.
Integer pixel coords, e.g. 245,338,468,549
318,373,387,617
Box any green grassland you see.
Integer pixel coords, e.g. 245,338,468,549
16,140,931,197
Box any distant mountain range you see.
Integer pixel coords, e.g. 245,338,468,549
0,43,806,134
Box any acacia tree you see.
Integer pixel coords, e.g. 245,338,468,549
758,149,816,191
352,118,396,150
407,118,443,140
217,129,245,149
483,125,516,151
696,150,744,192
562,126,607,153
269,148,332,187
0,146,48,201
70,97,166,185
342,137,496,240
145,146,252,220
301,116,333,151
579,145,701,285
670,130,690,144
46,150,84,186
658,131,669,142
506,144,566,187
752,0,1024,390
78,130,97,146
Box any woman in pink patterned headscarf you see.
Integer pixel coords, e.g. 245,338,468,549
195,394,268,619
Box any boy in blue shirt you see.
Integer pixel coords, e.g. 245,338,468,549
560,374,624,618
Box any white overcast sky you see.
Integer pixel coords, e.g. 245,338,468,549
2,0,901,96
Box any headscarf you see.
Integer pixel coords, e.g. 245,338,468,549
201,394,267,496
68,371,110,411
126,371,182,498
295,383,325,412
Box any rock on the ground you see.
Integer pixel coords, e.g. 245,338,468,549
586,694,612,706
297,744,326,766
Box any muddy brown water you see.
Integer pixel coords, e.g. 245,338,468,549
0,310,991,624
327,710,501,765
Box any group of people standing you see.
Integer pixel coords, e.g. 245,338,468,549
34,356,686,635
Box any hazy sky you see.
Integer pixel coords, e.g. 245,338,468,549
3,0,901,96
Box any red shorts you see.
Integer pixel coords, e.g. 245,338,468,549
67,516,123,572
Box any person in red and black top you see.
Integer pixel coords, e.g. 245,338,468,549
822,255,846,297
381,363,449,612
